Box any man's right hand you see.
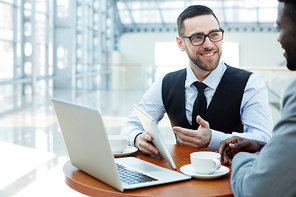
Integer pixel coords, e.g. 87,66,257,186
135,132,160,157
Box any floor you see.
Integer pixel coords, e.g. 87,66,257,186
0,86,175,197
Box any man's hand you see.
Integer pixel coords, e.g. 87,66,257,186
219,136,267,165
135,132,160,157
172,116,211,149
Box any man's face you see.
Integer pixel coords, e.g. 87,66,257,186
178,15,223,72
277,3,296,71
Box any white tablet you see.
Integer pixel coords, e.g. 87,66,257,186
134,104,176,169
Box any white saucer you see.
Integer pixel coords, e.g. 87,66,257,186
113,147,138,157
180,164,229,180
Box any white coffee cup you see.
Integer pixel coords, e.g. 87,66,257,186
108,135,131,153
190,151,221,175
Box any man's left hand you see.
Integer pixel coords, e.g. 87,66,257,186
173,116,211,149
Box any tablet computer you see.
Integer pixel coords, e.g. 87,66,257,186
134,104,176,169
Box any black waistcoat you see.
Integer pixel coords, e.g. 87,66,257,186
162,65,252,134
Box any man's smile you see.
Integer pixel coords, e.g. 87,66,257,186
200,51,216,59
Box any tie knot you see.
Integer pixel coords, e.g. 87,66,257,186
193,81,207,93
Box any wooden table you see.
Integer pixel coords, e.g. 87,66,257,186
63,144,233,197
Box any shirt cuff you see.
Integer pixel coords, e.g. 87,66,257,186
206,129,228,151
129,130,143,146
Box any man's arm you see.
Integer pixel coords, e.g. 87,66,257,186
208,74,273,151
231,79,296,197
120,75,166,156
231,135,296,196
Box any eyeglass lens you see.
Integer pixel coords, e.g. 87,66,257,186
191,31,223,46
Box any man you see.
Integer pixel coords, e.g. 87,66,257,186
120,5,272,156
219,1,296,196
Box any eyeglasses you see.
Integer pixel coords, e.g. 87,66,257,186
180,28,224,46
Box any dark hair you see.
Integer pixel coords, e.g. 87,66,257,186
177,5,220,35
283,1,296,25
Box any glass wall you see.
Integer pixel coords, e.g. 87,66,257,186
0,0,116,93
0,1,16,80
0,0,120,115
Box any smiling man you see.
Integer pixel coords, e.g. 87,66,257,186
120,5,273,156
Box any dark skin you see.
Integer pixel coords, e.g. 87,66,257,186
218,136,267,165
219,0,296,166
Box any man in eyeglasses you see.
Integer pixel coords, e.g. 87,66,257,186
218,1,296,196
120,5,272,156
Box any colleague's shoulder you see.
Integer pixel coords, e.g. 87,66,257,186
282,79,296,106
285,78,296,92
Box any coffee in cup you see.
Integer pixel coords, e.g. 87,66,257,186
108,135,131,153
190,151,221,175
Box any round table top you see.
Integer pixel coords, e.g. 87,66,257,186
63,144,233,197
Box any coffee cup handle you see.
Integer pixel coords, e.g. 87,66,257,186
212,158,221,171
126,138,133,149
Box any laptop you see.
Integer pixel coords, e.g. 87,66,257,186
52,98,190,192
134,104,176,169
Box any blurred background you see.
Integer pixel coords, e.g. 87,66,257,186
0,0,295,196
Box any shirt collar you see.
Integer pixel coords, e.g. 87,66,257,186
185,61,226,90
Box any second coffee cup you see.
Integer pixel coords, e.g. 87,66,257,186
108,135,131,153
190,151,221,175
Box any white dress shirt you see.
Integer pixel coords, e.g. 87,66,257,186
120,61,273,151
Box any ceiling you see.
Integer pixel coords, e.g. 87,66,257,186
113,0,279,33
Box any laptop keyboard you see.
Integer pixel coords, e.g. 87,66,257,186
116,163,158,185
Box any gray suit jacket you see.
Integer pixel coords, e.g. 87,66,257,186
231,79,296,197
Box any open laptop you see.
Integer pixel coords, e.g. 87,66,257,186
52,98,190,192
134,104,176,169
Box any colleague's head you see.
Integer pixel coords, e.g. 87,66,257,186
277,0,296,70
176,5,223,75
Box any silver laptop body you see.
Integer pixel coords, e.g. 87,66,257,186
52,98,190,192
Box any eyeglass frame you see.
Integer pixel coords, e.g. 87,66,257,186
179,28,224,46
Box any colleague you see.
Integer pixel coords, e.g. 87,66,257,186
219,1,296,196
120,5,273,156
